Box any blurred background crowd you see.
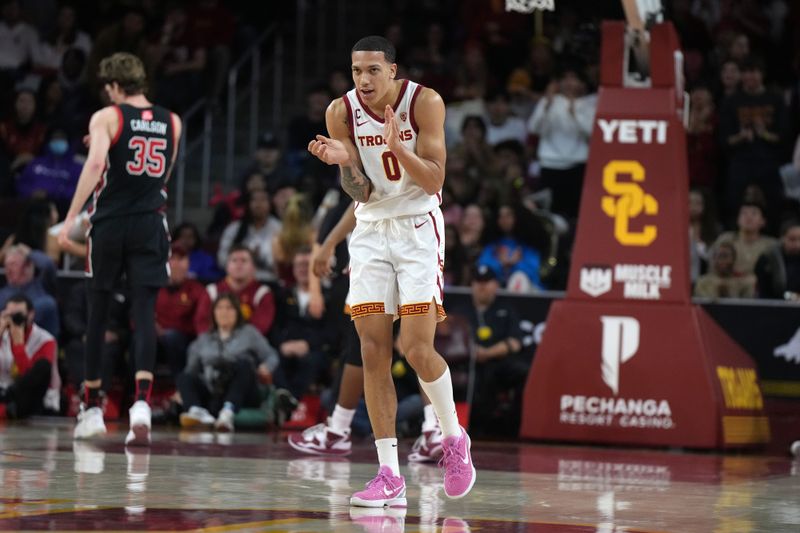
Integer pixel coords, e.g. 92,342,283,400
0,0,799,437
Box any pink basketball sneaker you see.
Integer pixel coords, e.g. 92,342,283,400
350,466,407,508
439,426,476,499
408,425,443,463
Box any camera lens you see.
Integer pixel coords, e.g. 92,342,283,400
10,312,26,325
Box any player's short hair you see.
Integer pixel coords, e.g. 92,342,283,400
98,52,147,95
352,35,396,63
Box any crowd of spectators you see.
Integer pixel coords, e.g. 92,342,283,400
2,0,800,437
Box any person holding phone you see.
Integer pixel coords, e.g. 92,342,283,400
0,294,60,419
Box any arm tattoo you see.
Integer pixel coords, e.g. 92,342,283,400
340,165,372,203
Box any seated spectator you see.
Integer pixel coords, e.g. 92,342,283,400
16,127,82,213
240,171,267,197
149,2,206,114
458,204,486,279
686,87,718,190
271,193,315,287
63,282,129,404
0,244,58,336
445,152,479,207
57,48,93,142
478,203,549,292
156,245,205,377
718,57,787,220
0,294,60,418
713,202,778,276
271,248,332,400
716,59,740,101
506,40,556,106
196,245,276,336
238,133,293,193
689,188,722,281
178,293,278,432
443,224,468,286
0,198,61,264
755,219,800,299
172,222,222,282
0,88,48,176
450,115,497,181
694,241,756,298
271,180,298,221
507,68,537,122
286,83,330,169
217,189,282,282
455,265,525,436
87,8,149,93
34,4,91,75
527,67,596,219
484,90,527,147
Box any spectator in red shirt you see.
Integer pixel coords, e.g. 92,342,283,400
156,244,205,376
0,88,47,176
0,294,60,418
195,245,275,336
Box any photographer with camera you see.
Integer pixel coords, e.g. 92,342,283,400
0,294,60,419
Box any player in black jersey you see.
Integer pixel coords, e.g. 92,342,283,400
59,53,182,446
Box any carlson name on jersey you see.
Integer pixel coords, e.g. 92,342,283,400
89,104,177,223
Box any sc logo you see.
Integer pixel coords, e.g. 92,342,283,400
601,160,658,246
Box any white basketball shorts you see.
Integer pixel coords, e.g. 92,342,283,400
348,208,445,321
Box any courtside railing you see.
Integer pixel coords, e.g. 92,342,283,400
173,25,284,223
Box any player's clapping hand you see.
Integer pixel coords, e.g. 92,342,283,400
384,105,402,152
308,135,349,165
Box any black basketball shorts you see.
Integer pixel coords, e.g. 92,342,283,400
86,212,170,290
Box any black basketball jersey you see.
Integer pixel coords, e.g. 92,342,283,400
89,103,176,222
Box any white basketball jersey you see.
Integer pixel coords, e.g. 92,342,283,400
342,80,442,221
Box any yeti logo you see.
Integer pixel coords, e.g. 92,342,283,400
775,328,800,364
600,316,640,394
581,266,612,297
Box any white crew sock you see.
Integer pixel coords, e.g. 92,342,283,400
418,367,461,439
422,404,438,431
375,438,400,477
329,404,356,433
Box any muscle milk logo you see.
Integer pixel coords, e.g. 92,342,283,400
580,266,612,297
558,316,674,430
600,316,639,394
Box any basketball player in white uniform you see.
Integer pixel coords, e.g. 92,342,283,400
308,36,476,507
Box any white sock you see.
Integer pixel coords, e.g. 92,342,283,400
375,438,400,477
329,404,355,433
418,367,461,439
422,404,438,431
